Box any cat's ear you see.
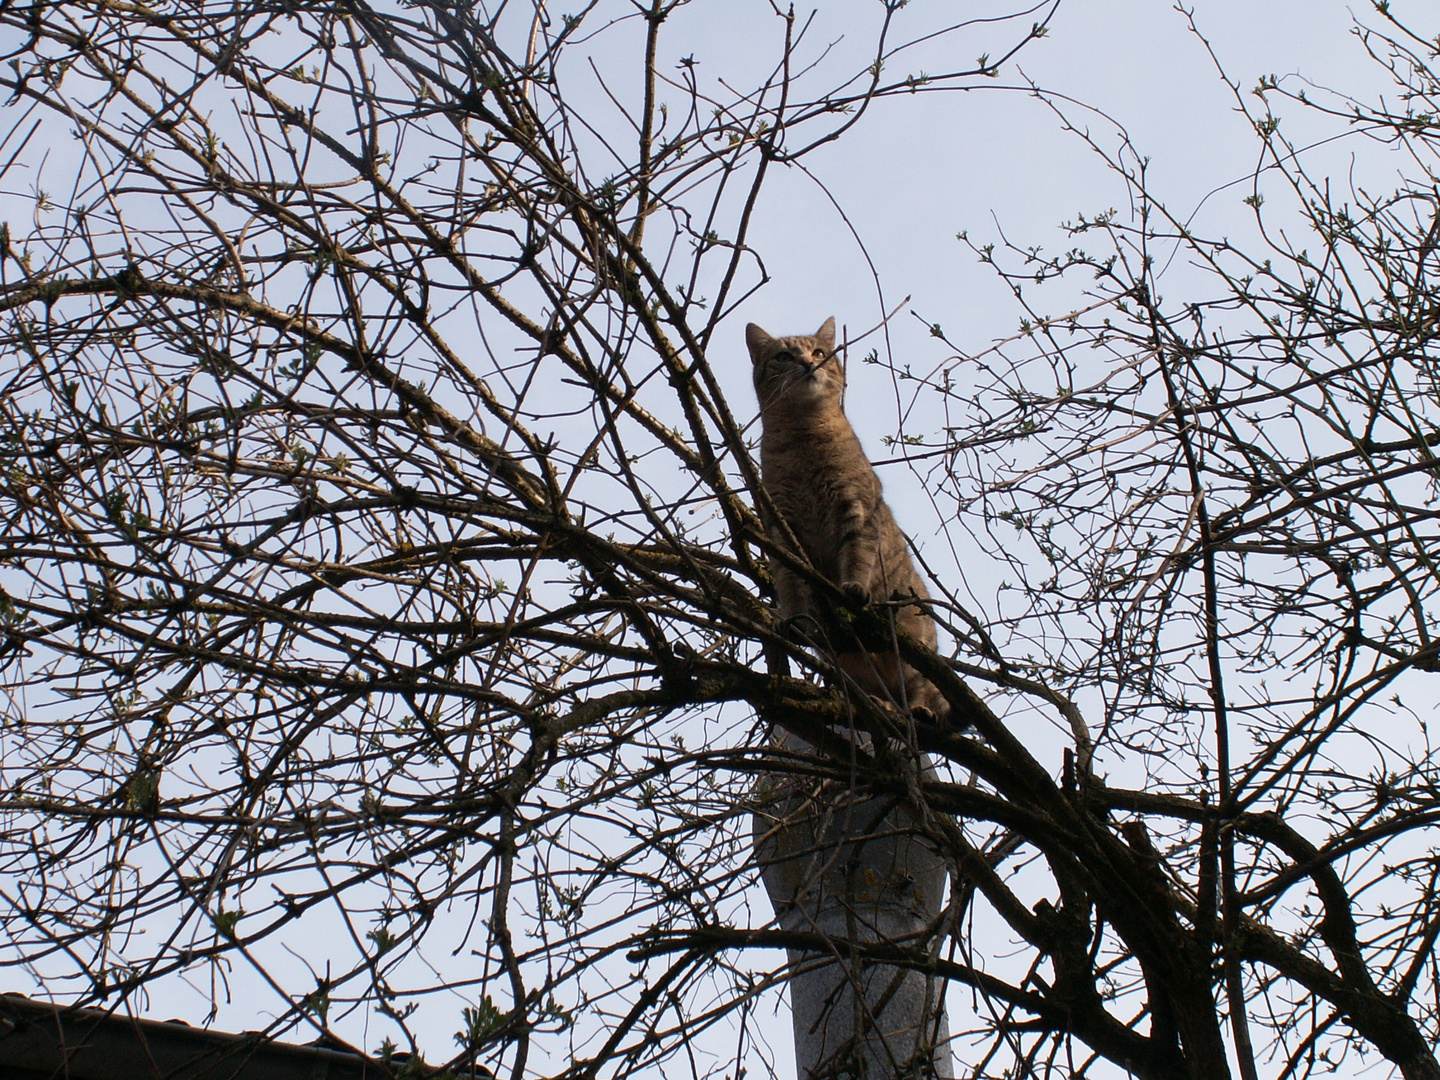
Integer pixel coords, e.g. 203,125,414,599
815,317,836,352
745,323,774,364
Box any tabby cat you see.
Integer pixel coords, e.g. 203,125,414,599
746,317,948,721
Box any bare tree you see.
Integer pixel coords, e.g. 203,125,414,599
2,2,1440,1080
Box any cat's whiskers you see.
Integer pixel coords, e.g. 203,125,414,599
761,363,831,412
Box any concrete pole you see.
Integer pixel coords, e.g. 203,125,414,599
754,732,953,1080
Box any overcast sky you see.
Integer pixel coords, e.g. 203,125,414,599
732,0,1390,371
731,0,1382,316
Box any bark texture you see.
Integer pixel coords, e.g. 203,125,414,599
755,734,952,1080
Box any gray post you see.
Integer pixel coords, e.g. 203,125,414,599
754,732,953,1080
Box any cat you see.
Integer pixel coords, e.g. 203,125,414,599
746,316,948,722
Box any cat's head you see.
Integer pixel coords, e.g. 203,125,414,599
745,317,841,413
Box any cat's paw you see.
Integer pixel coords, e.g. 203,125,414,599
912,702,957,729
841,580,870,606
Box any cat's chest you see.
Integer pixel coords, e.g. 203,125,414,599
760,430,879,522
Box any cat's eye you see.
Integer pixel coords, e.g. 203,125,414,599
774,350,795,364
812,349,826,361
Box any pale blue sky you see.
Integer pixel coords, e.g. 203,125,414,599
0,2,1427,1074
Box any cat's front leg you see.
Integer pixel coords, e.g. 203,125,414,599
771,561,821,644
836,498,877,605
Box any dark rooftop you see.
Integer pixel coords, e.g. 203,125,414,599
0,993,401,1080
